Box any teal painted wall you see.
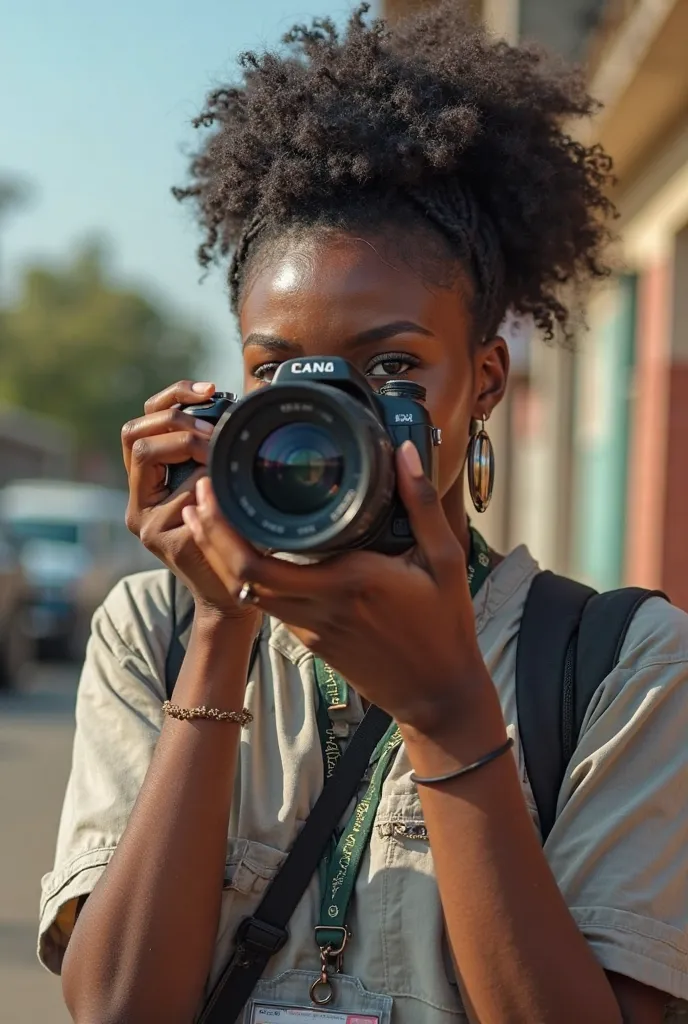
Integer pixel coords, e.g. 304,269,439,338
573,275,637,590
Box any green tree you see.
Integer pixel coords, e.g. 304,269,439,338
0,175,32,301
0,240,205,477
0,177,31,233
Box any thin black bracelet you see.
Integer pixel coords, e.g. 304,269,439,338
410,737,514,786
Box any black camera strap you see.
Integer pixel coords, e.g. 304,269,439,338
197,702,392,1024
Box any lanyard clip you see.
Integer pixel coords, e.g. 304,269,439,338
310,927,350,1006
314,925,349,965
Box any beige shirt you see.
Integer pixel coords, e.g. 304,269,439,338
39,546,688,1021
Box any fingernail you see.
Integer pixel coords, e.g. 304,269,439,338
194,418,215,435
182,505,201,536
400,441,424,478
192,381,214,394
196,476,212,505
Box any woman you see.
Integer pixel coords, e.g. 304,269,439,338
40,4,688,1022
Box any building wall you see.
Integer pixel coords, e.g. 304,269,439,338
624,261,672,590
659,222,688,606
0,438,60,488
519,0,605,59
573,276,637,590
0,407,73,488
612,100,688,606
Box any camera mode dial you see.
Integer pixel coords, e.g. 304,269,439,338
378,380,426,401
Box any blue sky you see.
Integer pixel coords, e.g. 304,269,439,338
1,0,371,390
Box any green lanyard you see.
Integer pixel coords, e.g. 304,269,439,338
311,526,493,986
466,523,492,597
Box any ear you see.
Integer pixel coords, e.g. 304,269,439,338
472,335,510,421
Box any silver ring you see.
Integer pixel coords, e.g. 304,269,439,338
237,581,259,607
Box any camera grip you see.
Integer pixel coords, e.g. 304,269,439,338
163,392,236,496
166,459,202,494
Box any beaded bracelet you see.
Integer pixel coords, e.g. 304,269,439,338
161,700,253,727
410,737,514,786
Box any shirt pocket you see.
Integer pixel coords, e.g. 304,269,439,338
373,794,465,1016
215,838,287,954
223,837,286,894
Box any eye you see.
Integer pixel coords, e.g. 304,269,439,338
251,361,281,383
365,352,420,378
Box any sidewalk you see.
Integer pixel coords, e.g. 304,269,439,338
0,663,76,1023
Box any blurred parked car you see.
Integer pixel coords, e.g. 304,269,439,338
0,521,33,688
0,479,156,660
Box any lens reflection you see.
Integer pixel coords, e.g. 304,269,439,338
254,423,344,514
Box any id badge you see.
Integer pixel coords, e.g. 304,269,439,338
245,971,392,1024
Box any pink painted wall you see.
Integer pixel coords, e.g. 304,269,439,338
624,261,672,590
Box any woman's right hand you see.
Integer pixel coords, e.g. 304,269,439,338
121,380,260,625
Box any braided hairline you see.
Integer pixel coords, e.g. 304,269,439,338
229,213,267,309
229,183,507,339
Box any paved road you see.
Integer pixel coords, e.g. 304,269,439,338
0,662,78,1023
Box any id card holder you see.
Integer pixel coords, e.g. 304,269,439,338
244,970,393,1024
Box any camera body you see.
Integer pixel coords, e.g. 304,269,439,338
168,357,440,556
165,392,237,495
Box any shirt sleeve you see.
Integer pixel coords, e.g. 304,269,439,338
38,572,169,974
544,597,688,1003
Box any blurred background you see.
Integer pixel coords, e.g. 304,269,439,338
2,0,687,1019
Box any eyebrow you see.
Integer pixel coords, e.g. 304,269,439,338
242,320,434,352
241,334,300,353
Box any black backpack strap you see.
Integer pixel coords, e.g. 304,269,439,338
163,571,263,700
518,572,668,844
198,703,393,1024
573,587,668,751
516,571,596,843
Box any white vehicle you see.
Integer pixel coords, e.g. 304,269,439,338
0,479,154,659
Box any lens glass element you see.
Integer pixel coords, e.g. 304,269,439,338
254,423,344,514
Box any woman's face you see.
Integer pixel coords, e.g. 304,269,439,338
239,230,508,516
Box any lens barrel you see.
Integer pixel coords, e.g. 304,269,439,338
209,382,395,554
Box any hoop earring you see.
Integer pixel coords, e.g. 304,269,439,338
467,417,495,513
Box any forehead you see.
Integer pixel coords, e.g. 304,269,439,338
239,231,468,343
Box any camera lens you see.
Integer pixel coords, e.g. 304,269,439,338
209,379,397,554
254,422,344,514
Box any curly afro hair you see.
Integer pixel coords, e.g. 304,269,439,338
173,1,616,342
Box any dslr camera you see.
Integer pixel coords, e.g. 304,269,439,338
167,357,441,556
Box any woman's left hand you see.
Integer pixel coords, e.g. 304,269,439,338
183,441,489,733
